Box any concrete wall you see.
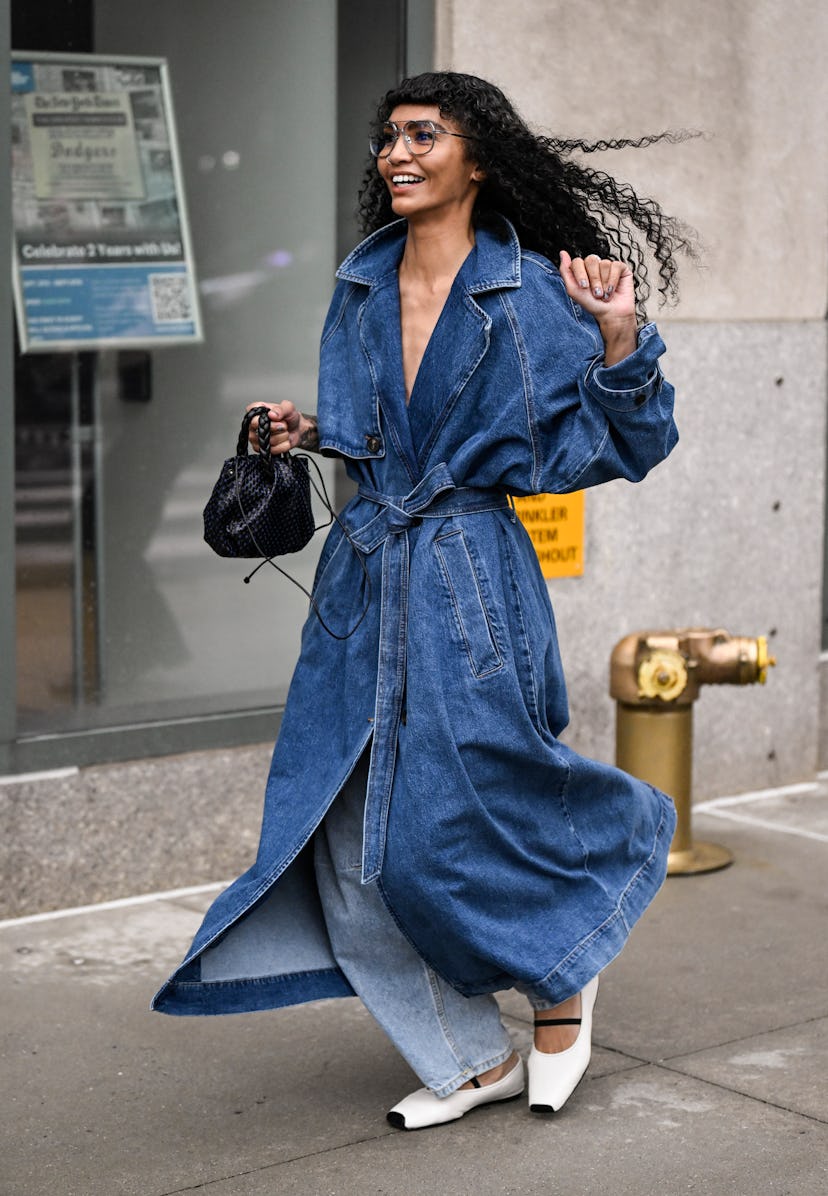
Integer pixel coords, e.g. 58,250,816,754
437,0,828,796
0,746,271,918
821,653,828,771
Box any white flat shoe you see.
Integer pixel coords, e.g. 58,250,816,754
528,974,599,1114
387,1056,525,1130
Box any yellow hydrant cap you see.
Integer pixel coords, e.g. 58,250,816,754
756,636,777,685
637,649,689,702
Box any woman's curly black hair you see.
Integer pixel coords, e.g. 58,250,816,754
358,72,698,317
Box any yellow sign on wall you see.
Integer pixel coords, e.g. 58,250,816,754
512,492,584,578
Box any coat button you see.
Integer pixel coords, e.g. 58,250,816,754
365,434,381,453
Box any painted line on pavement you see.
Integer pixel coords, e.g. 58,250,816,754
695,779,828,843
0,881,228,930
694,808,828,844
694,781,819,810
0,766,79,786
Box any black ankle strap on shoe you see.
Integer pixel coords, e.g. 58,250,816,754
534,1017,582,1027
469,1076,482,1088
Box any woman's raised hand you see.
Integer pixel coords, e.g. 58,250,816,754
558,250,638,365
558,251,636,320
245,401,301,455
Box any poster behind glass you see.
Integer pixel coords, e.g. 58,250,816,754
11,51,202,351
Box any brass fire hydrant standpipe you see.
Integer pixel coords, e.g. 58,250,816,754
610,629,776,875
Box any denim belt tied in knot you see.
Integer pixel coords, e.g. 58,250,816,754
351,463,511,882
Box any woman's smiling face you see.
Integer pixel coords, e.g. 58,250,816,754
378,104,483,222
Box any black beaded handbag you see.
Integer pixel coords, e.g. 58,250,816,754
203,405,316,559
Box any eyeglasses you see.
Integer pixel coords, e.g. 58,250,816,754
368,120,472,158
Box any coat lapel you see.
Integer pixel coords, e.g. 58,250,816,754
358,277,421,486
406,249,491,467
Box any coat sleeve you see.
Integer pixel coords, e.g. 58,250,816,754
518,261,678,494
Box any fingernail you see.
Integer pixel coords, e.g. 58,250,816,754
605,285,614,297
593,287,603,298
579,279,589,288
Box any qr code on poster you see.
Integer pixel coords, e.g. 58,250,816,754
149,273,193,323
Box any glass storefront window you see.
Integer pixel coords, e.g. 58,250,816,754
13,1,338,735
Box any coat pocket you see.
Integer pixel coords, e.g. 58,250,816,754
435,530,503,678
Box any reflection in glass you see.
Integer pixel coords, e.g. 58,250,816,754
14,0,338,734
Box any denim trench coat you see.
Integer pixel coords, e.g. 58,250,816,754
152,217,678,1017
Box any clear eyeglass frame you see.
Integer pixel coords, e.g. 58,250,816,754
368,119,472,159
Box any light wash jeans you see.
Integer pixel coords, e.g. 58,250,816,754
314,751,556,1098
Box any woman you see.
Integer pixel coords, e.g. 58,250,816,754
154,72,691,1130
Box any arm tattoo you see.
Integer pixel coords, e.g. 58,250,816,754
298,413,320,452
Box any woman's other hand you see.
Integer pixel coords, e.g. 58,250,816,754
558,250,638,365
245,401,303,455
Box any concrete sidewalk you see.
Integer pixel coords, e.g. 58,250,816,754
2,783,827,1196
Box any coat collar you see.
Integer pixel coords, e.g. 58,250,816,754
336,214,523,294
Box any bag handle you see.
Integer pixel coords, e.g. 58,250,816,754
236,405,274,462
